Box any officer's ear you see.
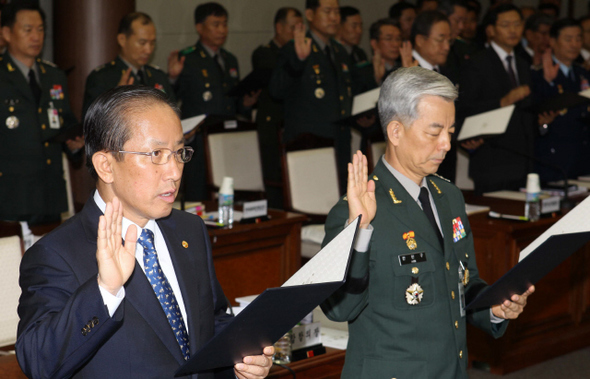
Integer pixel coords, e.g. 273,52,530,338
116,33,127,50
93,151,115,184
1,26,11,44
415,34,427,50
387,120,404,147
195,23,203,36
370,39,379,53
305,9,315,24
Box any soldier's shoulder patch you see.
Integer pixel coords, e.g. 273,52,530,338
432,173,450,182
355,61,371,69
148,63,162,71
93,63,108,72
180,46,196,56
40,59,57,68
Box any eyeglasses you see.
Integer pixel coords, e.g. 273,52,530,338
115,147,194,164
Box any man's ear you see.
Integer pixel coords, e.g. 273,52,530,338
305,9,314,24
1,26,11,44
387,120,404,147
116,33,126,50
415,34,426,50
92,151,115,184
195,23,202,36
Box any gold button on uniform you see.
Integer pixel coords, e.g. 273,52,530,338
339,95,343,101
446,262,450,270
411,267,419,274
455,321,459,329
44,142,49,147
41,124,46,130
459,350,463,359
46,159,51,165
465,254,469,258
0,172,3,177
451,291,455,299
266,116,271,121
38,107,42,113
341,110,345,115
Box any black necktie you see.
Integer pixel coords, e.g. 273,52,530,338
136,69,145,85
213,54,224,76
324,46,337,75
506,55,518,88
28,70,41,105
418,187,444,249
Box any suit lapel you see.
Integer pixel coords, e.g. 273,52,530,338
3,54,36,105
157,216,204,355
373,162,442,251
38,60,50,105
427,178,454,259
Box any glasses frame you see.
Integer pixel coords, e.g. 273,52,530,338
114,147,194,165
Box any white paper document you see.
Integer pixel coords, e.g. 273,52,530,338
282,217,359,287
519,196,590,261
465,203,490,216
457,105,515,141
181,114,206,134
352,87,380,116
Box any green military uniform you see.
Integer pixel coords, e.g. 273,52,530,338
175,41,243,201
0,53,78,223
349,44,368,65
269,33,354,191
251,39,283,208
321,160,508,378
82,56,175,117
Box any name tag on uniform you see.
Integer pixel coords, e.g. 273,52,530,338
48,108,60,129
398,252,427,266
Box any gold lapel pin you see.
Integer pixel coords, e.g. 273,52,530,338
182,241,188,248
372,175,379,181
389,189,402,204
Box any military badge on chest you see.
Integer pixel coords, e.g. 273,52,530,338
399,252,427,305
403,230,417,250
5,99,20,129
312,64,325,99
406,278,424,305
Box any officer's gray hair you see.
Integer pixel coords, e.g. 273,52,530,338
378,67,457,135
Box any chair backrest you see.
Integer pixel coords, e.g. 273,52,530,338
204,121,265,199
0,236,23,347
455,148,474,190
284,147,340,215
369,141,386,168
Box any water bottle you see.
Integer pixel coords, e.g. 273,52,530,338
272,331,293,364
218,177,234,226
525,173,541,222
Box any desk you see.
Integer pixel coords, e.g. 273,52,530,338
464,193,590,374
269,348,346,379
208,208,307,305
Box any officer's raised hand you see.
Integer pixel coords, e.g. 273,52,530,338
117,68,134,86
347,151,376,229
294,22,311,61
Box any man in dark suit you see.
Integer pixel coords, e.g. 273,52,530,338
16,86,273,379
336,6,368,65
531,18,590,182
459,4,536,194
174,2,259,201
321,67,533,378
252,7,302,208
269,0,355,192
515,12,552,67
0,2,82,226
82,12,176,117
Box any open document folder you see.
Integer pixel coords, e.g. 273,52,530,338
457,105,515,141
175,216,360,376
466,196,590,310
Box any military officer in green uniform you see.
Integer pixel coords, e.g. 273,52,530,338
173,2,258,201
82,12,175,117
269,0,355,192
336,6,368,65
321,67,534,378
1,3,82,225
251,7,302,209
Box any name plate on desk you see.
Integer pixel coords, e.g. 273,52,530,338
243,200,267,219
541,196,560,214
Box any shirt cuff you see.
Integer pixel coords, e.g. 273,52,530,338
99,284,125,317
353,225,373,253
489,308,504,324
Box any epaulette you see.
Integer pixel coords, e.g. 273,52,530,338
180,46,196,56
93,63,107,72
532,64,543,71
39,58,57,68
355,61,371,68
432,173,450,182
0,56,3,61
148,63,162,71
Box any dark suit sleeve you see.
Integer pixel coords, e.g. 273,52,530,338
320,199,370,322
16,243,123,379
458,57,503,117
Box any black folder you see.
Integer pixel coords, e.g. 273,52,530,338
175,217,360,376
227,68,273,97
466,231,590,310
525,92,590,114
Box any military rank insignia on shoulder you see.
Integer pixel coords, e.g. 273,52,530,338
94,63,107,72
148,63,162,71
180,46,196,56
432,173,450,182
39,59,57,68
